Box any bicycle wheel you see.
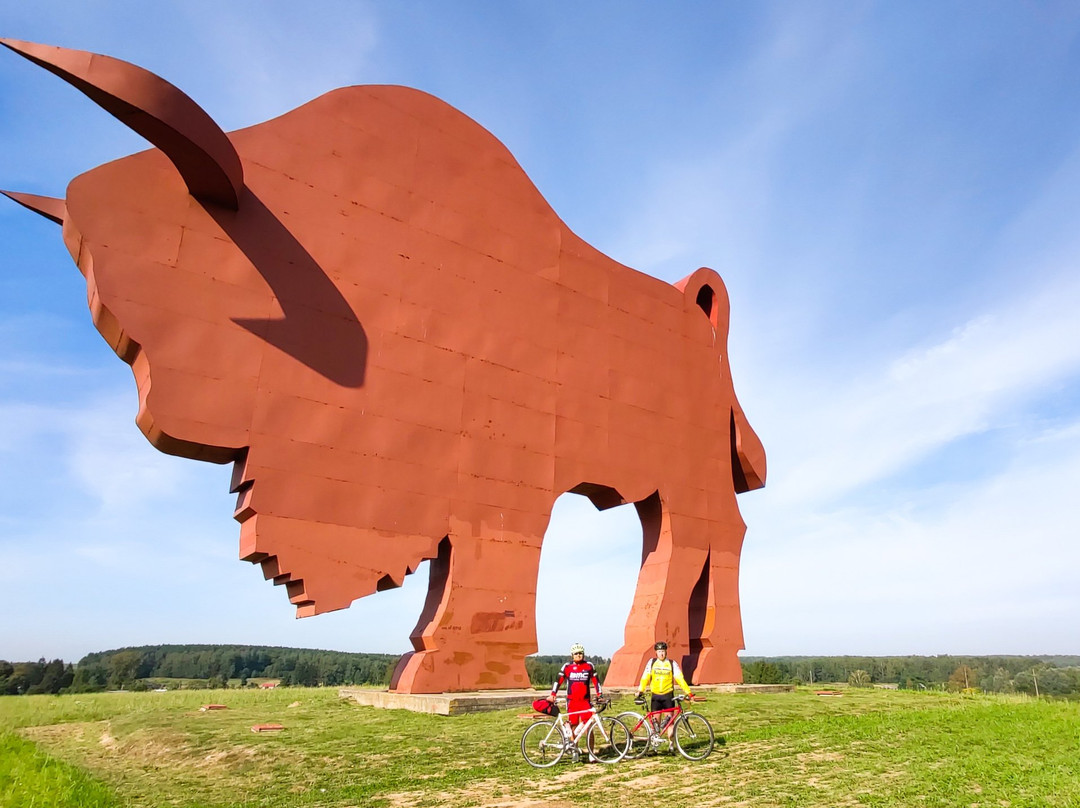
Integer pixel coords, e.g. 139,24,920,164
585,716,631,763
521,720,567,768
673,712,714,760
614,711,652,759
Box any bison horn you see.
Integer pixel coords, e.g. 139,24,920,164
0,190,66,224
0,38,244,210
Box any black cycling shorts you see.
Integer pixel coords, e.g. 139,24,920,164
650,693,676,714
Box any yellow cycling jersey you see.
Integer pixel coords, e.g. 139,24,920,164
639,657,690,696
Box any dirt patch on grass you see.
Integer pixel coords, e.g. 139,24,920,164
199,746,258,768
379,760,687,808
799,751,845,762
380,783,579,808
26,722,190,768
23,720,263,776
624,773,665,788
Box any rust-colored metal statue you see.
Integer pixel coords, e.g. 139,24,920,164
2,39,765,693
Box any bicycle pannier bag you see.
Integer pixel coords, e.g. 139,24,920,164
532,698,559,716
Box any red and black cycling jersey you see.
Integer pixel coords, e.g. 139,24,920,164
550,661,601,702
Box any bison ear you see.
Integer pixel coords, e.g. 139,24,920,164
0,38,243,210
1,190,66,225
673,267,730,334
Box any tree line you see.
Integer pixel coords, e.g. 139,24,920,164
0,659,75,695
1,646,401,694
4,648,1078,696
741,655,1080,697
526,655,610,689
0,648,612,695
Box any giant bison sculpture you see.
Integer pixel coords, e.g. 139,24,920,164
1,38,765,693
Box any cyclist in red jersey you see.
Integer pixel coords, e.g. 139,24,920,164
548,643,603,740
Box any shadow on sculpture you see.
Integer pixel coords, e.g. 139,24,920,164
2,38,766,693
211,191,368,388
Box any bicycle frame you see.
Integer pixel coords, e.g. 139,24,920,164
541,703,606,749
616,694,715,761
636,702,684,733
520,698,631,767
625,693,695,733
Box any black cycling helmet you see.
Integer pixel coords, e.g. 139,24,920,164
654,641,668,650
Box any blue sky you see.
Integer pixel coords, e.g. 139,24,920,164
2,2,1079,663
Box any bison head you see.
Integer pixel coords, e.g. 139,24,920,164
3,39,562,615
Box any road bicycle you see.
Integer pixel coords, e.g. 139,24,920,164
615,693,715,760
520,697,632,768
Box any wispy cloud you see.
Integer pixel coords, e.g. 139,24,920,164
761,268,1080,508
173,1,381,127
741,415,1080,655
604,10,869,281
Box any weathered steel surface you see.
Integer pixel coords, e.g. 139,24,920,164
3,39,765,693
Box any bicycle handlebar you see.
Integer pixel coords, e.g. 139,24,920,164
556,697,610,718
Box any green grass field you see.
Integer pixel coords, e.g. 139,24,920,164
1,686,1077,807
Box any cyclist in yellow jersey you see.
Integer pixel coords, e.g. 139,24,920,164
636,641,693,738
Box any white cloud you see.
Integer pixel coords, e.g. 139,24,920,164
760,268,1080,508
741,413,1080,655
65,400,213,517
603,10,869,283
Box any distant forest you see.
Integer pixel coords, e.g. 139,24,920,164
0,647,608,696
2,647,1078,697
741,655,1080,697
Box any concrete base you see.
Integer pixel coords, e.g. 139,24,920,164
709,683,795,695
339,687,543,716
339,683,794,716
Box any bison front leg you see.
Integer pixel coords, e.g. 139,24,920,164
682,514,747,685
605,492,703,686
606,491,745,686
389,509,547,694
